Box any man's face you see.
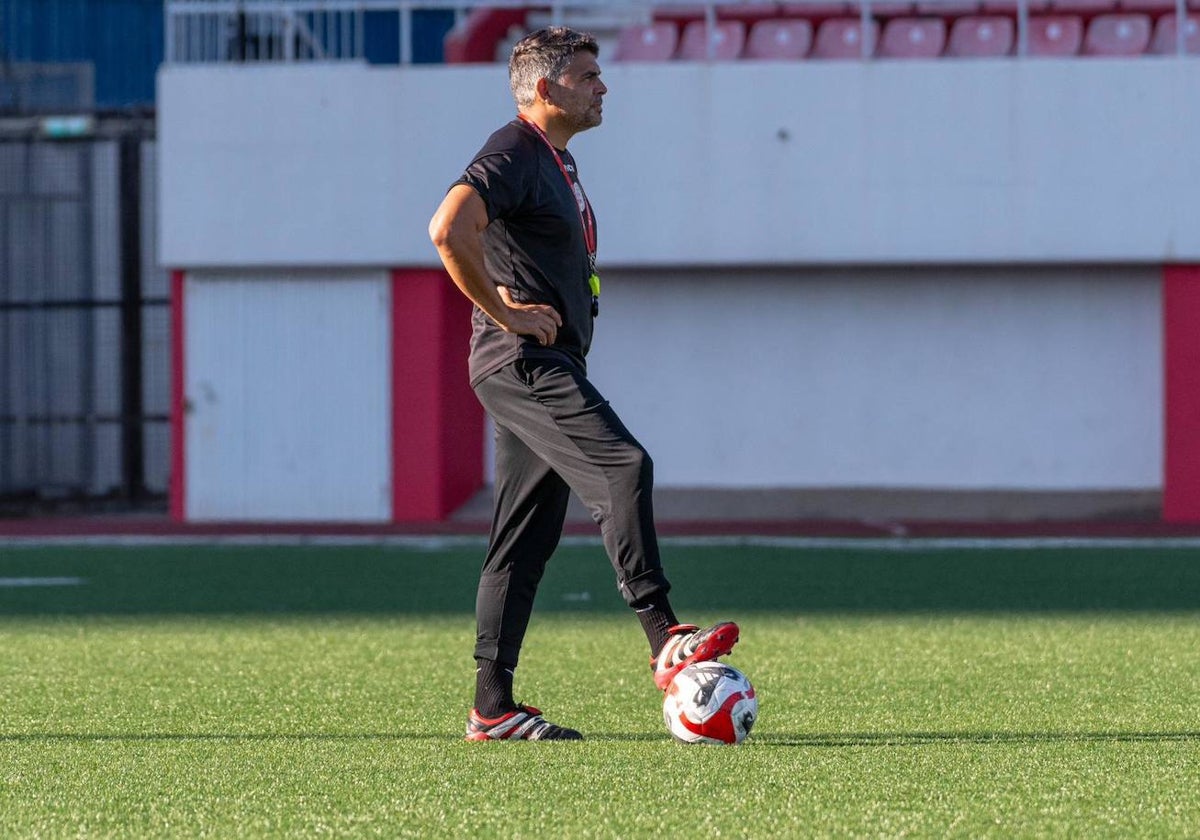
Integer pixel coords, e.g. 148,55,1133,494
549,51,607,132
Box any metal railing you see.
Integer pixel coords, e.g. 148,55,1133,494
166,0,369,62
0,118,168,512
164,0,1196,64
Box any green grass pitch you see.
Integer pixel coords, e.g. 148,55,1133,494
2,540,1199,837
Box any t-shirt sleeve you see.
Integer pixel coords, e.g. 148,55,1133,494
454,150,531,224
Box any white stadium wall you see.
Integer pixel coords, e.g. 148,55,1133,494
586,265,1162,490
157,58,1200,522
182,270,392,521
159,60,1200,266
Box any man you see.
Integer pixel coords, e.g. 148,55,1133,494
428,26,739,742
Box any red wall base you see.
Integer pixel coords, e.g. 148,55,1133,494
391,269,485,522
1164,265,1200,523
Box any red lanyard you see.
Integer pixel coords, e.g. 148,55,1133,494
517,114,597,261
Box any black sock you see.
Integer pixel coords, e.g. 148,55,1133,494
474,658,517,718
636,600,679,658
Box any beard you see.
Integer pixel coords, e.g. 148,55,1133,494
555,92,603,133
565,106,603,133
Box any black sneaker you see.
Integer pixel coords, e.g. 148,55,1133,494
465,705,583,741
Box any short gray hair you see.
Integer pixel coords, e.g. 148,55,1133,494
509,27,599,109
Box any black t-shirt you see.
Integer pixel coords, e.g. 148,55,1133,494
453,119,596,386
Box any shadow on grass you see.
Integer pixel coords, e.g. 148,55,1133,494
755,731,1200,748
4,543,1200,616
0,731,455,743
4,730,1197,747
0,731,667,745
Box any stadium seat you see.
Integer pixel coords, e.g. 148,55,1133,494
653,4,708,24
794,2,911,17
946,15,1016,54
1048,0,1119,14
716,2,783,24
870,2,919,15
443,9,529,63
915,1,982,15
1083,12,1151,53
812,17,881,56
745,19,816,57
878,17,948,55
1118,0,1175,13
1150,12,1200,53
780,1,853,15
1026,15,1084,54
613,23,679,61
980,0,1050,12
678,20,748,59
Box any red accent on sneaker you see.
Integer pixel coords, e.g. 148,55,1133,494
465,705,581,741
465,707,538,741
652,621,740,691
472,705,541,725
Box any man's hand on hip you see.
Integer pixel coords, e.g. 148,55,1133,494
498,286,562,346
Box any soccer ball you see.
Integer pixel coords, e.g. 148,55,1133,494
662,661,757,745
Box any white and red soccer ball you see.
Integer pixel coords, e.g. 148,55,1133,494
662,661,757,745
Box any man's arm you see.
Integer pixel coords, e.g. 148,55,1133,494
428,184,562,346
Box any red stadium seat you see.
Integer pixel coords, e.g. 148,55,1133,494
946,15,1016,54
613,23,679,62
812,17,881,56
745,18,816,57
980,0,1050,12
1083,12,1151,53
1118,0,1175,13
653,4,708,24
780,1,853,15
678,20,748,59
916,1,982,15
716,3,783,23
443,9,528,63
1048,0,1118,14
1150,12,1200,53
878,17,947,55
870,2,919,15
1026,15,1084,54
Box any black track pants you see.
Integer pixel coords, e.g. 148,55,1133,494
472,358,672,666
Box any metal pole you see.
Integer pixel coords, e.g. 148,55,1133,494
356,6,365,60
705,2,717,60
400,3,413,64
118,137,146,503
1017,0,1028,57
165,4,177,62
1176,0,1186,55
0,154,9,494
79,142,97,499
861,0,873,60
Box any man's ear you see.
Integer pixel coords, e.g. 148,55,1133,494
535,77,552,105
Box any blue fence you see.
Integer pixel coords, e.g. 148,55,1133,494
0,0,162,108
0,1,455,110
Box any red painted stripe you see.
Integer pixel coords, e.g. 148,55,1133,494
169,270,186,521
390,269,485,522
391,270,437,521
1163,265,1200,523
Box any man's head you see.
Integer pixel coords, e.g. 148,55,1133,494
509,27,598,107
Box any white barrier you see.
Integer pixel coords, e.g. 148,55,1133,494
158,56,1185,518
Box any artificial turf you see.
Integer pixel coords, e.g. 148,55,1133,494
1,541,1198,837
